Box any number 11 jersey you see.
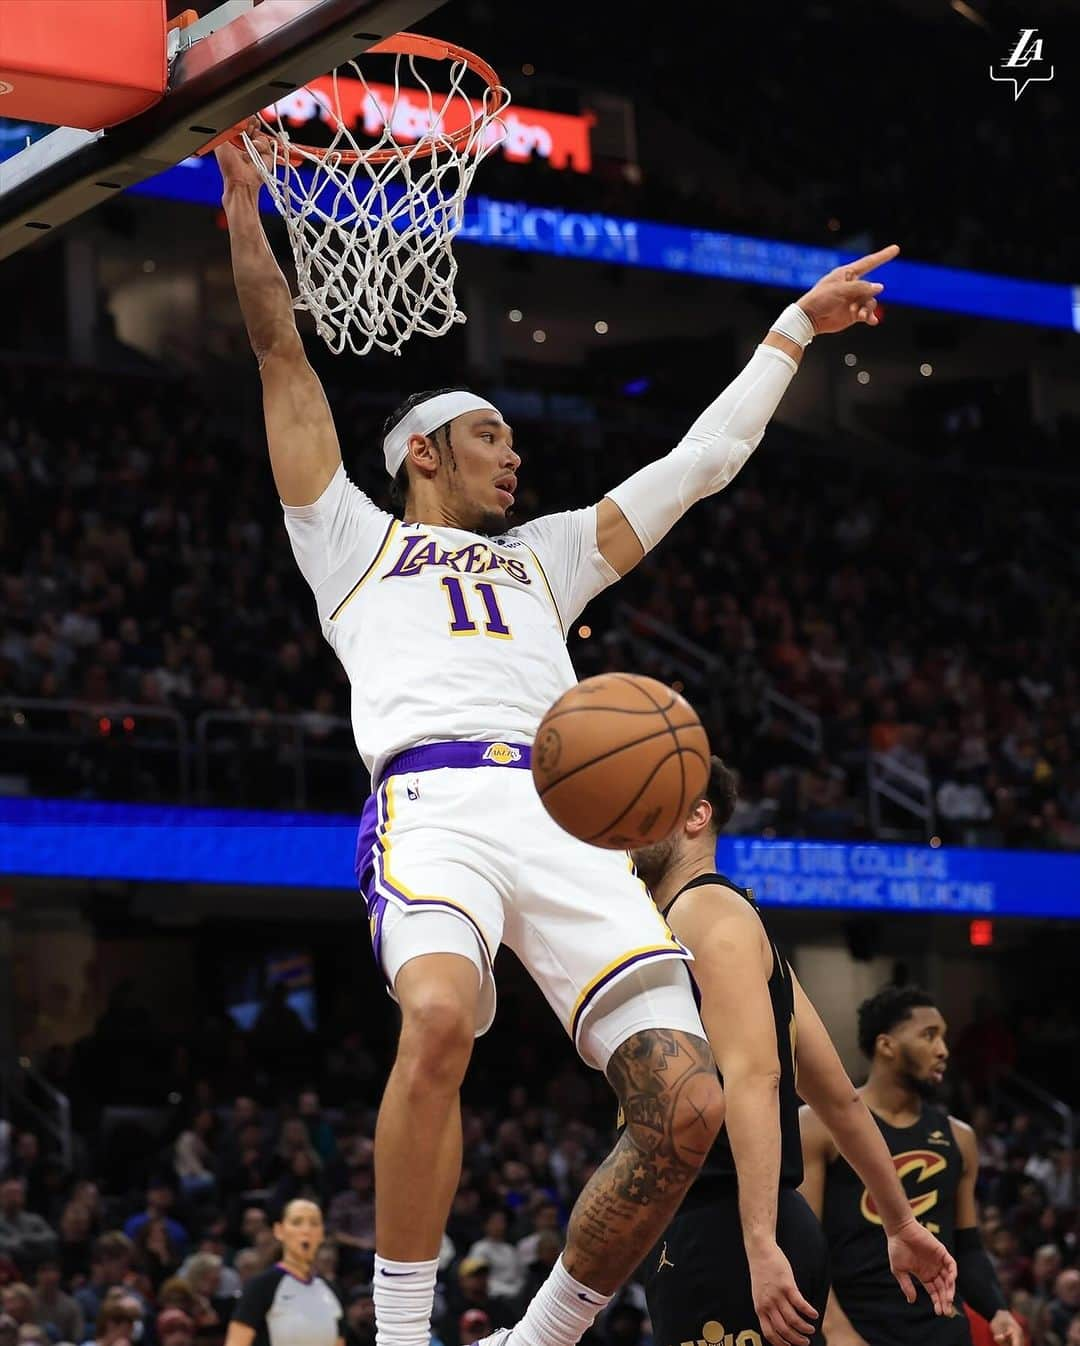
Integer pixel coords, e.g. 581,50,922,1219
283,465,619,781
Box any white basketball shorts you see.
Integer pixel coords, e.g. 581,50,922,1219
355,740,702,1069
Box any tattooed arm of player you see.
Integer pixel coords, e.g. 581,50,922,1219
218,127,342,507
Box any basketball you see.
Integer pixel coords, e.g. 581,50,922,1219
532,673,711,849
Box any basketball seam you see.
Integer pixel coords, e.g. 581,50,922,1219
536,724,686,796
612,673,688,822
539,703,684,722
608,672,678,714
583,745,701,845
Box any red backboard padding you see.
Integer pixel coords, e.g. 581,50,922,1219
0,0,167,130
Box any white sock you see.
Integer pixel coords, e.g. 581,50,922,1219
511,1255,612,1346
373,1254,439,1346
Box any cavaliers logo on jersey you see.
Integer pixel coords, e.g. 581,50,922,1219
861,1150,948,1225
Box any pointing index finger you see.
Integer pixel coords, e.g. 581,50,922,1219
847,243,901,276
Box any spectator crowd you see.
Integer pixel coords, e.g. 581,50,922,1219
0,1076,650,1346
0,1051,1075,1346
1,357,1077,847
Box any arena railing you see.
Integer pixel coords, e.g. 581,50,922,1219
762,686,824,756
613,601,725,688
192,709,366,811
4,1057,72,1171
867,750,936,843
612,601,825,755
0,696,189,801
3,692,941,844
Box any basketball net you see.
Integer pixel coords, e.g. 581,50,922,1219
242,37,510,357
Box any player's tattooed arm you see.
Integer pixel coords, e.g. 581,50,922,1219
561,1029,722,1289
217,123,342,507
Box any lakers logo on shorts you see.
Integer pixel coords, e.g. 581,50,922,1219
482,742,522,765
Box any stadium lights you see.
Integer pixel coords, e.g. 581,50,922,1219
532,329,546,343
507,308,522,322
578,625,591,639
594,320,609,334
844,353,857,367
920,362,934,376
856,370,871,385
521,62,535,76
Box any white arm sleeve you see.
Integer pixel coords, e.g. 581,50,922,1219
605,343,798,553
281,464,394,622
511,505,619,631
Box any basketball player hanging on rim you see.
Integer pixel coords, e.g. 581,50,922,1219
630,760,956,1346
801,985,1023,1346
216,125,897,1346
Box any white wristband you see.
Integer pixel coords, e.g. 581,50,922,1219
770,302,815,349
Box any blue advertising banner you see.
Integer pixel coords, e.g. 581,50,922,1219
2,797,1078,917
125,157,1080,332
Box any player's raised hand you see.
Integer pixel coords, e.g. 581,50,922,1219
214,117,274,190
885,1218,957,1316
796,243,900,334
747,1241,819,1346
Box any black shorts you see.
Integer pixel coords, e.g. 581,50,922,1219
641,1187,830,1346
837,1293,973,1346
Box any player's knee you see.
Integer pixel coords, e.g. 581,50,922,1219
609,1027,724,1179
397,990,475,1093
670,1065,724,1174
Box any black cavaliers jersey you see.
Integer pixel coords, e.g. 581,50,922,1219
823,1101,968,1342
664,872,804,1203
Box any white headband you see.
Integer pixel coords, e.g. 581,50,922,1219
383,391,502,477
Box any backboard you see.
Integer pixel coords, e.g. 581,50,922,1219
0,0,447,261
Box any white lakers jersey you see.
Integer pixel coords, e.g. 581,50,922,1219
283,465,619,780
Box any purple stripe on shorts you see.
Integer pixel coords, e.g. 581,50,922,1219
379,740,531,784
354,778,492,974
570,944,690,1045
354,786,387,966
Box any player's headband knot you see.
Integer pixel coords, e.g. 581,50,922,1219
383,391,501,478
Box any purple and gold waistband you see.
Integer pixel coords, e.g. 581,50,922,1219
379,739,532,783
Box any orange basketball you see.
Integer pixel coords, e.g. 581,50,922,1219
532,673,711,849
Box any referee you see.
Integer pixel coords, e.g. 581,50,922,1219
226,1200,344,1346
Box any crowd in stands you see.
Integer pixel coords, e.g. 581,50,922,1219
0,1016,1077,1346
1,355,1077,848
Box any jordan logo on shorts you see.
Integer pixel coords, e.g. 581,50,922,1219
657,1242,675,1272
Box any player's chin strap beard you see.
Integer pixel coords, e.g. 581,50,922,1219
437,422,509,536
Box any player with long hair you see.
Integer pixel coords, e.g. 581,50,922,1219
216,123,896,1346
